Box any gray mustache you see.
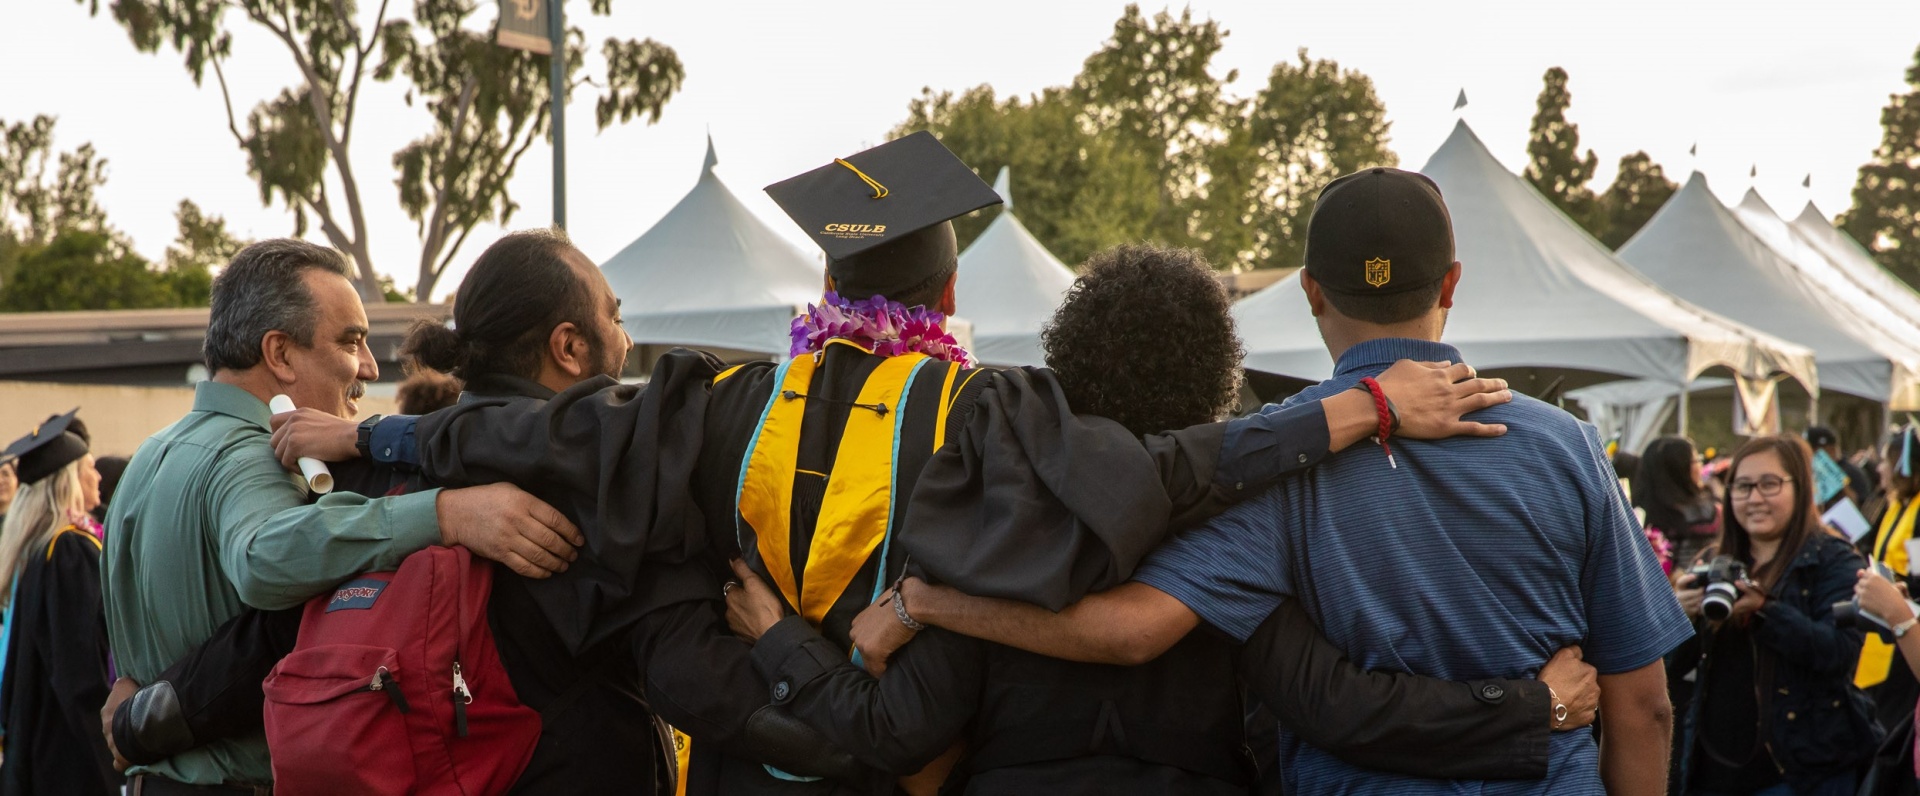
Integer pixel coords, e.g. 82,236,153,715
349,382,367,401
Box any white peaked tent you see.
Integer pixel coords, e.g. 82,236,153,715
1619,174,1920,408
1792,204,1920,334
953,168,1077,366
599,137,824,354
1234,121,1815,398
1729,191,1920,354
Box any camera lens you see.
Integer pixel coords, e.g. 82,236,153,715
1702,582,1738,622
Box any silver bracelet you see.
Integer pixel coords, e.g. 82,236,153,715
892,587,925,631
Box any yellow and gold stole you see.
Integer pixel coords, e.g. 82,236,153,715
676,340,960,785
1856,497,1920,688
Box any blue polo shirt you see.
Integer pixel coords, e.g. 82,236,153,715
1133,338,1691,795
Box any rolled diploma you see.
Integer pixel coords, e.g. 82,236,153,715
268,394,335,494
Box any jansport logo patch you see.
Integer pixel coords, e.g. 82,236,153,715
326,578,388,612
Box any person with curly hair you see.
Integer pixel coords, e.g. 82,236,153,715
724,244,1599,795
1039,245,1246,438
395,367,464,415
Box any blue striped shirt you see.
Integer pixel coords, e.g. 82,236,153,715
1132,338,1691,795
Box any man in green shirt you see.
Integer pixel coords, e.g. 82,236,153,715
102,239,585,791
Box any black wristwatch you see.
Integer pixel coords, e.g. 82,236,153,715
356,414,385,458
1348,383,1402,435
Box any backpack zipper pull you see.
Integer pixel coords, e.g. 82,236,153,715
452,662,471,738
372,666,410,714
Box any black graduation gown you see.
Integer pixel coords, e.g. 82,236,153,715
0,528,120,796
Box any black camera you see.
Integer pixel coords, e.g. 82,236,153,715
1832,561,1917,632
1685,556,1749,622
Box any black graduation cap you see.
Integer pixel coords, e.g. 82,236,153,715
1,409,91,486
766,131,1002,300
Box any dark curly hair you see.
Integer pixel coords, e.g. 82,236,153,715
1042,245,1244,437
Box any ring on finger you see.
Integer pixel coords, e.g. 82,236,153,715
723,581,738,596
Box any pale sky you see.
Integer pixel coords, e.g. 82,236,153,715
4,0,1917,301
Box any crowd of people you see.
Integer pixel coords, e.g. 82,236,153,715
0,133,1909,795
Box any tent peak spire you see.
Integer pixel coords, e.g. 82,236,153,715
702,132,719,174
1738,186,1776,214
992,166,1012,212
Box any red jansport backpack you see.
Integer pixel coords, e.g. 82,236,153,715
262,545,541,795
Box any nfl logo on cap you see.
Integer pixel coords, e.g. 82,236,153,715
1364,258,1391,288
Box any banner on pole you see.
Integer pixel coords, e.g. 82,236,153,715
497,0,551,54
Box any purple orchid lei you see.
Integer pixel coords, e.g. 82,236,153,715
789,291,972,368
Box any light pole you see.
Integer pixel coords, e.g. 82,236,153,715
547,0,566,230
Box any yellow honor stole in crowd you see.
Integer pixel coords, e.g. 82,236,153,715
1857,498,1920,688
738,343,936,626
674,339,960,786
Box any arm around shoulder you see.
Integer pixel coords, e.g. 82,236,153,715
905,578,1198,666
1240,600,1552,780
213,443,442,609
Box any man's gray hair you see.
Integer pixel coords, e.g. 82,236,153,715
203,239,354,373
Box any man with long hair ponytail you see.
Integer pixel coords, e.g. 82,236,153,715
0,411,112,795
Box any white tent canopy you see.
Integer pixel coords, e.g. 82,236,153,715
1730,191,1920,356
1619,174,1920,407
1234,121,1815,397
599,137,824,354
953,168,1077,366
1792,204,1920,335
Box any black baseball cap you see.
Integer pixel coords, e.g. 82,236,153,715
1,409,91,486
1805,426,1839,448
766,131,1002,299
1303,167,1455,296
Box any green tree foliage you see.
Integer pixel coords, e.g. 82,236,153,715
893,5,1394,271
89,0,684,301
1205,50,1396,271
1522,67,1675,250
891,86,1157,267
1524,67,1601,232
0,115,109,249
160,199,245,304
1,231,176,311
1841,43,1920,289
0,115,238,310
1593,151,1677,250
1072,6,1234,252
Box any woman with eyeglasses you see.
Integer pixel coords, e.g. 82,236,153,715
1668,435,1876,796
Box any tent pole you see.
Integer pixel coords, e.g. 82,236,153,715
1809,392,1820,427
1677,384,1690,437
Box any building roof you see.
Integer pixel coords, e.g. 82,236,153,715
0,303,449,385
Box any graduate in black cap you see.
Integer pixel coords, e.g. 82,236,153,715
0,410,117,796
